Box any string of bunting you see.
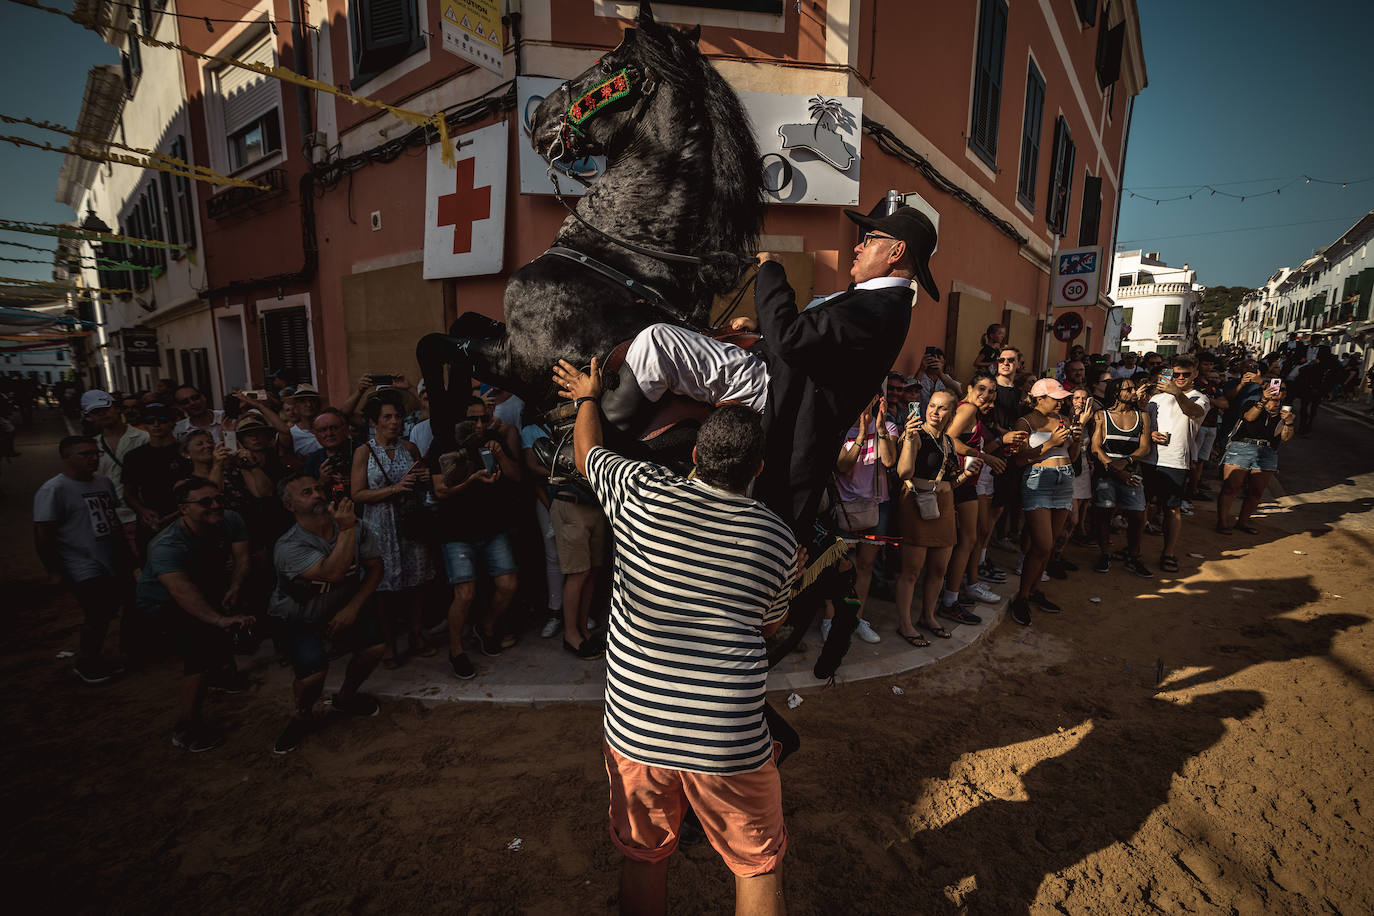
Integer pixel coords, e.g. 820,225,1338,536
1125,174,1374,204
113,0,314,31
0,217,189,253
1,132,269,191
0,275,137,296
0,239,152,271
0,113,270,189
12,0,457,164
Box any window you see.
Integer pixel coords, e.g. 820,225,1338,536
259,306,313,384
1016,60,1046,209
1096,10,1126,88
137,0,155,31
1075,0,1098,26
227,114,282,172
1122,307,1133,326
1157,344,1178,357
1078,172,1102,246
968,0,1008,167
1118,274,1134,288
164,348,177,383
121,26,142,97
1161,304,1181,335
212,34,282,173
170,135,197,249
1046,116,1076,234
350,0,424,88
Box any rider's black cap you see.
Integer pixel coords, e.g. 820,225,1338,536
843,205,940,302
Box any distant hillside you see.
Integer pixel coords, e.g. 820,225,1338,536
1197,285,1252,333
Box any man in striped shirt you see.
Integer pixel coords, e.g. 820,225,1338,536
553,357,800,916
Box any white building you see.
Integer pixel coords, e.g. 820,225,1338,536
1108,250,1203,356
1226,210,1374,366
55,2,212,400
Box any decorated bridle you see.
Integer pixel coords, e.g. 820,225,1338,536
549,65,655,163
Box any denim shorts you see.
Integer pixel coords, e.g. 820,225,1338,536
275,607,386,680
1021,464,1075,511
1221,440,1279,473
442,532,518,585
1092,473,1147,512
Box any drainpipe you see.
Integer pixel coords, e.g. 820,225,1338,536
290,0,312,154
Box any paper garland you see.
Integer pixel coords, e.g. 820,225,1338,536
0,218,189,253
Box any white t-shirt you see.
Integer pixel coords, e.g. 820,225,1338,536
291,424,324,456
408,418,434,458
97,425,150,525
1111,365,1138,379
1146,389,1209,470
493,394,524,429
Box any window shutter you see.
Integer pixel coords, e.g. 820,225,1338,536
171,135,197,249
219,36,278,136
1096,22,1126,87
1076,0,1098,26
1161,304,1180,335
129,26,142,77
1356,268,1374,319
352,0,421,83
1016,60,1046,208
158,170,179,245
259,307,313,384
120,52,134,95
1078,174,1102,246
1046,117,1075,234
968,0,1008,165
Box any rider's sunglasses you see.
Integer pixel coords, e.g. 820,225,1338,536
860,231,898,248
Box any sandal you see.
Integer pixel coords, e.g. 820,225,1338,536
896,630,931,648
1236,523,1261,534
1214,524,1233,535
919,621,953,639
1159,555,1180,573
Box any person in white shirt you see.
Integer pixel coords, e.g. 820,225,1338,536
83,389,149,541
914,347,963,415
1141,355,1208,573
1111,352,1140,379
172,386,225,444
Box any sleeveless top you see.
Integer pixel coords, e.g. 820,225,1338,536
1027,428,1070,462
954,403,985,487
1101,410,1143,461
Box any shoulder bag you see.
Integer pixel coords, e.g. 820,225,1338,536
909,430,949,521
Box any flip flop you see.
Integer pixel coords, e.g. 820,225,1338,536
896,630,931,648
1214,524,1233,535
920,622,953,639
1159,555,1180,572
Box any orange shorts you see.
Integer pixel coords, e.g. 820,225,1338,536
603,740,787,878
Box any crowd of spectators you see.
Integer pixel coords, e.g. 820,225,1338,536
27,322,1368,753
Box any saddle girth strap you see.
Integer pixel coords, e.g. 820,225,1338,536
541,246,696,325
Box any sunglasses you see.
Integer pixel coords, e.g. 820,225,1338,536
860,231,898,248
71,449,100,458
181,496,224,508
145,416,174,424
175,397,200,406
997,357,1018,363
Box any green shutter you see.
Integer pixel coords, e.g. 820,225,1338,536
1356,268,1374,320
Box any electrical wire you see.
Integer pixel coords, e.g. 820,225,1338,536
1124,174,1374,204
1115,214,1366,247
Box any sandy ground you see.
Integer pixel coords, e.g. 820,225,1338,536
2,408,1371,914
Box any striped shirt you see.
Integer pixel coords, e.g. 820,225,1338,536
585,445,798,775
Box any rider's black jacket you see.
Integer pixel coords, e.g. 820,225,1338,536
750,260,913,536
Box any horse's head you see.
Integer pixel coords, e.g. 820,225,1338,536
529,2,704,163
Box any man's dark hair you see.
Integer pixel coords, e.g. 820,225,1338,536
173,476,219,503
174,384,201,397
1171,355,1197,371
1104,377,1135,407
157,378,176,388
693,405,766,492
59,435,95,457
276,470,311,506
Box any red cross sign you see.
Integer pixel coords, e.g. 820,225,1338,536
436,158,492,254
424,122,507,279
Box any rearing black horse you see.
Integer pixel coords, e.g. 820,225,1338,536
417,3,764,456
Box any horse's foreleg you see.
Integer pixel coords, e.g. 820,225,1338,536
416,332,472,456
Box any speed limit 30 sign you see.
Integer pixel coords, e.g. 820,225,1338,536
1051,245,1101,308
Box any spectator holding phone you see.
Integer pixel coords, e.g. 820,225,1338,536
913,346,964,415
1216,378,1295,534
1090,378,1153,576
1142,356,1208,573
829,394,898,644
268,475,387,754
1010,379,1080,625
123,403,193,556
303,408,361,497
351,390,435,667
431,396,524,677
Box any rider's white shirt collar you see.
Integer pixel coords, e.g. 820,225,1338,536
805,277,917,310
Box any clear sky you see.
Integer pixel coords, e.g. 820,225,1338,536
1116,0,1374,288
0,0,1370,292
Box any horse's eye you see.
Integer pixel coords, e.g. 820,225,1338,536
601,58,615,75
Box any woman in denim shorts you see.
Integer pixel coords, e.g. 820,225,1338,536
1089,377,1154,577
1216,379,1296,534
1009,379,1081,624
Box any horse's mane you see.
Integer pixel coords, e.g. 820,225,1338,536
632,22,765,296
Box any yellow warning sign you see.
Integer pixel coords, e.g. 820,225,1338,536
440,0,504,77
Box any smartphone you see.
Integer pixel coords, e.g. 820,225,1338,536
222,430,237,452
925,346,941,356
369,373,396,386
907,402,920,420
1160,369,1174,381
479,447,496,474
240,389,266,401
1266,378,1282,397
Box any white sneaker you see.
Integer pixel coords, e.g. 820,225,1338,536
854,619,881,643
820,619,833,641
539,617,561,639
1041,571,1050,582
1180,500,1195,516
966,581,1000,604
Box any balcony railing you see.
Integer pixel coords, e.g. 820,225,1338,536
1115,282,1193,298
206,168,289,220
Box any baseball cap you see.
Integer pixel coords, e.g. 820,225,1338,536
80,389,115,414
1030,378,1072,399
141,401,175,420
